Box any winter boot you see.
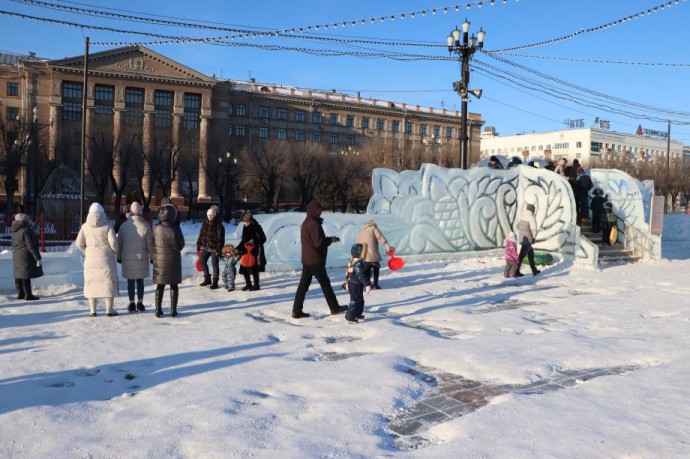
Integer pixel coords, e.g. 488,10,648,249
88,298,98,317
155,288,163,318
105,297,118,316
241,273,253,291
170,288,179,317
250,273,260,291
210,278,219,290
15,279,25,300
136,301,145,312
23,279,39,301
128,301,136,313
199,274,212,287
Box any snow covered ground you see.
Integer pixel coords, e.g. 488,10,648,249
2,229,690,457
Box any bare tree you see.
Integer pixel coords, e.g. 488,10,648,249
140,134,178,213
0,119,28,216
242,139,290,210
85,130,116,205
288,141,327,209
110,134,140,211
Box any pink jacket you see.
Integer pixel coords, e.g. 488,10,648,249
505,239,519,263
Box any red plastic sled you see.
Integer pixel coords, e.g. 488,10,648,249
387,248,405,271
195,251,203,272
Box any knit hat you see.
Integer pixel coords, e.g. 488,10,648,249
15,213,29,223
207,207,218,217
241,212,252,223
129,201,142,216
89,203,104,215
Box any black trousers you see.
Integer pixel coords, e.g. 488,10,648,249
517,237,537,272
200,250,220,279
292,263,339,314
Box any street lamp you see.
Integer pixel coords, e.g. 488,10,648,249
447,19,485,169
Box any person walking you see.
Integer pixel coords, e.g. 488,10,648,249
75,203,119,317
196,206,225,289
116,201,153,313
151,204,185,317
356,220,391,289
515,203,541,277
11,213,43,301
291,201,347,319
238,212,267,291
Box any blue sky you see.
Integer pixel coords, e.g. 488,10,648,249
2,0,689,143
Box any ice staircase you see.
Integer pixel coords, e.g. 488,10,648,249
580,221,640,266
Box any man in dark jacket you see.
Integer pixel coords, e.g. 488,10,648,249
196,206,225,289
12,213,43,300
291,201,347,318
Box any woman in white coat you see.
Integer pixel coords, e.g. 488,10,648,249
76,203,120,317
356,220,392,289
116,201,153,313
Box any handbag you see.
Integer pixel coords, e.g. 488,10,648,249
240,242,257,268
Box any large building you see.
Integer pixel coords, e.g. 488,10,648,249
480,124,685,167
0,45,483,210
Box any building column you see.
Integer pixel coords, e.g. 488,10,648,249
112,108,125,195
171,112,182,198
48,105,61,163
197,116,211,199
142,110,154,198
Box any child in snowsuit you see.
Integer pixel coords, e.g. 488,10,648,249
504,232,520,278
344,243,371,324
221,245,240,292
602,202,617,246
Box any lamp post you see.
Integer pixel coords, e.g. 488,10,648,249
447,19,485,169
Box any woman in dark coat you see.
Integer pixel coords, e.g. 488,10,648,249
12,213,43,300
152,205,185,317
238,212,267,291
196,206,225,289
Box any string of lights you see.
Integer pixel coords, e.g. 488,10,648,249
496,53,690,67
483,52,690,118
11,0,520,39
487,0,685,54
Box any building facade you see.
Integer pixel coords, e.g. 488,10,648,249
1,45,483,209
480,127,685,167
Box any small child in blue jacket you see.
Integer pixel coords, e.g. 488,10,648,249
344,243,371,324
221,245,240,292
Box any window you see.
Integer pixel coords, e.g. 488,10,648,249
228,103,233,116
312,131,322,142
405,122,413,134
277,128,287,140
235,125,245,136
94,84,114,116
346,115,354,127
445,127,453,138
330,133,339,145
312,111,322,124
420,124,428,137
330,113,338,125
377,119,385,131
346,134,355,145
6,106,19,122
362,117,370,129
227,123,233,136
182,93,201,129
259,127,269,138
236,104,246,116
154,90,173,128
296,110,305,122
392,121,400,132
433,126,441,137
6,82,19,97
295,129,305,141
63,82,83,121
576,141,582,148
63,82,82,99
63,102,82,121
259,107,270,119
277,107,288,120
